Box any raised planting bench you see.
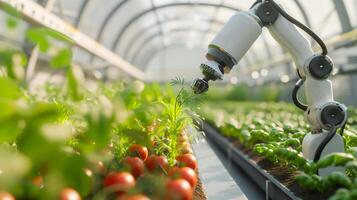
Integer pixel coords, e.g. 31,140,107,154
201,121,312,200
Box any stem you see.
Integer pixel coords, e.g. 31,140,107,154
173,87,184,123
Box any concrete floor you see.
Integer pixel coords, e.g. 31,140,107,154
192,133,265,200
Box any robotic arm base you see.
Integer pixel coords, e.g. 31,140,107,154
302,131,345,176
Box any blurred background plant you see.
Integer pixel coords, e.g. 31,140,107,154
0,12,201,199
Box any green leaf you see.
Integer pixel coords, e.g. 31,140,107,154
329,188,351,200
324,172,352,189
1,4,22,18
120,128,151,147
317,153,354,168
0,118,22,142
295,173,318,190
57,155,91,196
0,78,22,99
26,28,50,52
6,17,18,29
346,161,357,171
50,48,72,69
26,28,73,52
44,28,73,44
67,66,82,101
0,49,27,80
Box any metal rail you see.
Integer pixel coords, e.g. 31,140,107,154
0,0,145,80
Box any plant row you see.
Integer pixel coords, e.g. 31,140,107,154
0,14,203,199
200,102,357,200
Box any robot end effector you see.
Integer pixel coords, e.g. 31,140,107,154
192,1,264,94
192,48,236,94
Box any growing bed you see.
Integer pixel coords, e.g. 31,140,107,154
199,102,357,200
0,75,207,200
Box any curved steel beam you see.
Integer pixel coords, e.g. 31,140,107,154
75,0,90,27
131,28,215,66
332,0,355,64
149,0,163,36
293,0,311,27
133,28,260,71
141,40,251,72
202,0,225,41
76,0,130,30
95,0,131,42
332,0,352,33
141,41,206,68
111,2,242,51
123,16,225,56
124,18,224,60
134,29,260,71
75,0,306,66
85,0,134,62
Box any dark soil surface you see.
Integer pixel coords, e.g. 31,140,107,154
227,138,335,200
193,174,207,200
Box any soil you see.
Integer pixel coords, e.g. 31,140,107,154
181,128,207,200
193,173,207,200
227,137,336,200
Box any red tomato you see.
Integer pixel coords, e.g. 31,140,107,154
0,191,15,200
32,176,43,187
129,144,149,161
123,157,144,179
60,188,81,200
117,194,150,200
176,154,197,170
145,155,169,173
168,167,197,188
165,179,193,200
103,172,135,195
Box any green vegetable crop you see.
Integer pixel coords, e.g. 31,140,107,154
200,101,357,199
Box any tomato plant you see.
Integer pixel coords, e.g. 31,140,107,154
145,155,169,174
169,167,197,188
123,157,145,179
165,179,193,200
176,154,198,170
129,144,149,161
0,16,204,200
103,172,136,195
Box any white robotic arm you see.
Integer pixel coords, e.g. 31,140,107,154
192,0,348,176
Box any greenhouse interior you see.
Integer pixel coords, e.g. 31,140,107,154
0,0,357,200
